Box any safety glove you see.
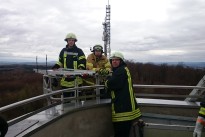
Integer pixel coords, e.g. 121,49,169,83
103,69,109,75
131,118,145,137
99,68,109,76
193,116,205,137
99,68,105,75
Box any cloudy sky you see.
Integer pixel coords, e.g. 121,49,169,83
0,0,205,62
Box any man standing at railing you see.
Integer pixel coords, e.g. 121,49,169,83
85,44,111,98
105,52,142,137
86,44,111,76
193,99,205,137
52,33,86,97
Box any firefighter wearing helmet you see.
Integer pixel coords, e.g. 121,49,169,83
86,44,111,75
84,44,111,99
64,33,77,42
105,51,142,137
109,51,124,61
52,33,86,97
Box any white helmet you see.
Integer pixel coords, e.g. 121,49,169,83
64,33,77,42
110,52,124,61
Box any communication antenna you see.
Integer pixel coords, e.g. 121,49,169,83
36,56,38,73
46,54,48,75
102,0,111,57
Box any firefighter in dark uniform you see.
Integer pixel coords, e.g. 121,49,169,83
193,98,205,137
52,33,86,97
105,52,142,137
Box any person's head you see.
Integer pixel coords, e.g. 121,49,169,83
64,33,77,48
109,52,125,68
92,45,104,57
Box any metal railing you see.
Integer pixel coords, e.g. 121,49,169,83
0,84,205,136
133,84,205,90
1,84,205,128
133,84,205,99
0,85,103,113
1,84,205,113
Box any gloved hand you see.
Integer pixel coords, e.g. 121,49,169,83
131,118,145,137
137,119,146,127
99,68,110,76
193,116,205,137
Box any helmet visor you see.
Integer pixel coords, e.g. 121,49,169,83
93,46,103,51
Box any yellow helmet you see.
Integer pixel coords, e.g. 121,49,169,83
64,33,77,42
110,52,124,61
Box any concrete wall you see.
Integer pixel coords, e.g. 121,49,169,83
28,104,114,137
25,102,200,137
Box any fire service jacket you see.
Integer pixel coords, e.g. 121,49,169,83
105,63,141,122
86,53,111,72
53,45,86,87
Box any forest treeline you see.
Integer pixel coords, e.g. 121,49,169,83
126,61,205,95
127,61,204,85
0,66,44,120
0,62,204,120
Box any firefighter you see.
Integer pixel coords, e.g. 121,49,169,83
105,52,142,137
193,99,205,137
86,44,111,75
85,44,111,99
52,33,86,97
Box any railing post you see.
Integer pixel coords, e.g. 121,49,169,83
61,94,64,112
75,76,79,107
95,74,101,103
43,75,52,106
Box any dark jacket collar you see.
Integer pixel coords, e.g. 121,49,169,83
66,44,77,49
112,61,126,72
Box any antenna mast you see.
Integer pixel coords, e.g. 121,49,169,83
46,54,48,75
36,56,38,73
102,0,111,57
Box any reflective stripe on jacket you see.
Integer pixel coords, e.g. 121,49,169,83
57,45,86,87
60,76,83,87
86,53,111,72
105,64,141,122
199,100,205,118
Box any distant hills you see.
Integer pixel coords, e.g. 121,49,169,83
0,61,205,69
152,62,205,69
0,61,55,66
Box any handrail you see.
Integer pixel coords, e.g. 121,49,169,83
0,85,104,113
136,93,203,99
1,84,204,113
145,123,195,130
133,84,205,90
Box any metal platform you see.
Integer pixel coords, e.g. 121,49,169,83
33,68,96,77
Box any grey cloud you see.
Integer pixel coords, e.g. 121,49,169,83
0,0,205,62
0,52,13,57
